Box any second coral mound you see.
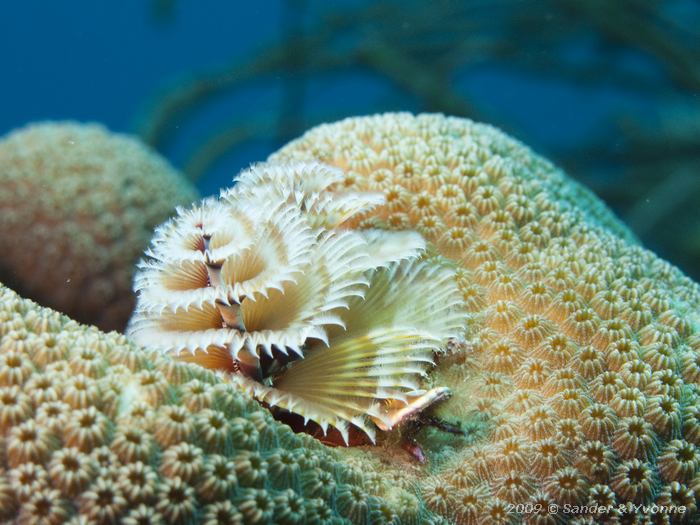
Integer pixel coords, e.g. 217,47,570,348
0,122,198,331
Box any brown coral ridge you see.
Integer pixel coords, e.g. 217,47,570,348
0,283,435,524
0,122,198,331
270,113,700,523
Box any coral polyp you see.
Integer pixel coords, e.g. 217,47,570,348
128,161,465,443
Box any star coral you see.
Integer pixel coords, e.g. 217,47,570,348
0,122,198,331
270,112,700,522
4,112,700,523
0,283,431,523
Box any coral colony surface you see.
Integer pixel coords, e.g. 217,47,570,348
0,122,198,332
1,112,700,524
0,285,416,525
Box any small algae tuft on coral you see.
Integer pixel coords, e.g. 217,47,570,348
0,121,198,331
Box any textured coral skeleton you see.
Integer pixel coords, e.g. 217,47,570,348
3,112,700,523
128,161,465,444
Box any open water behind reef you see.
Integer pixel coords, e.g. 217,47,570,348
2,0,700,277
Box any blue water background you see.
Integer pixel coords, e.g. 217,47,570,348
2,1,697,276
